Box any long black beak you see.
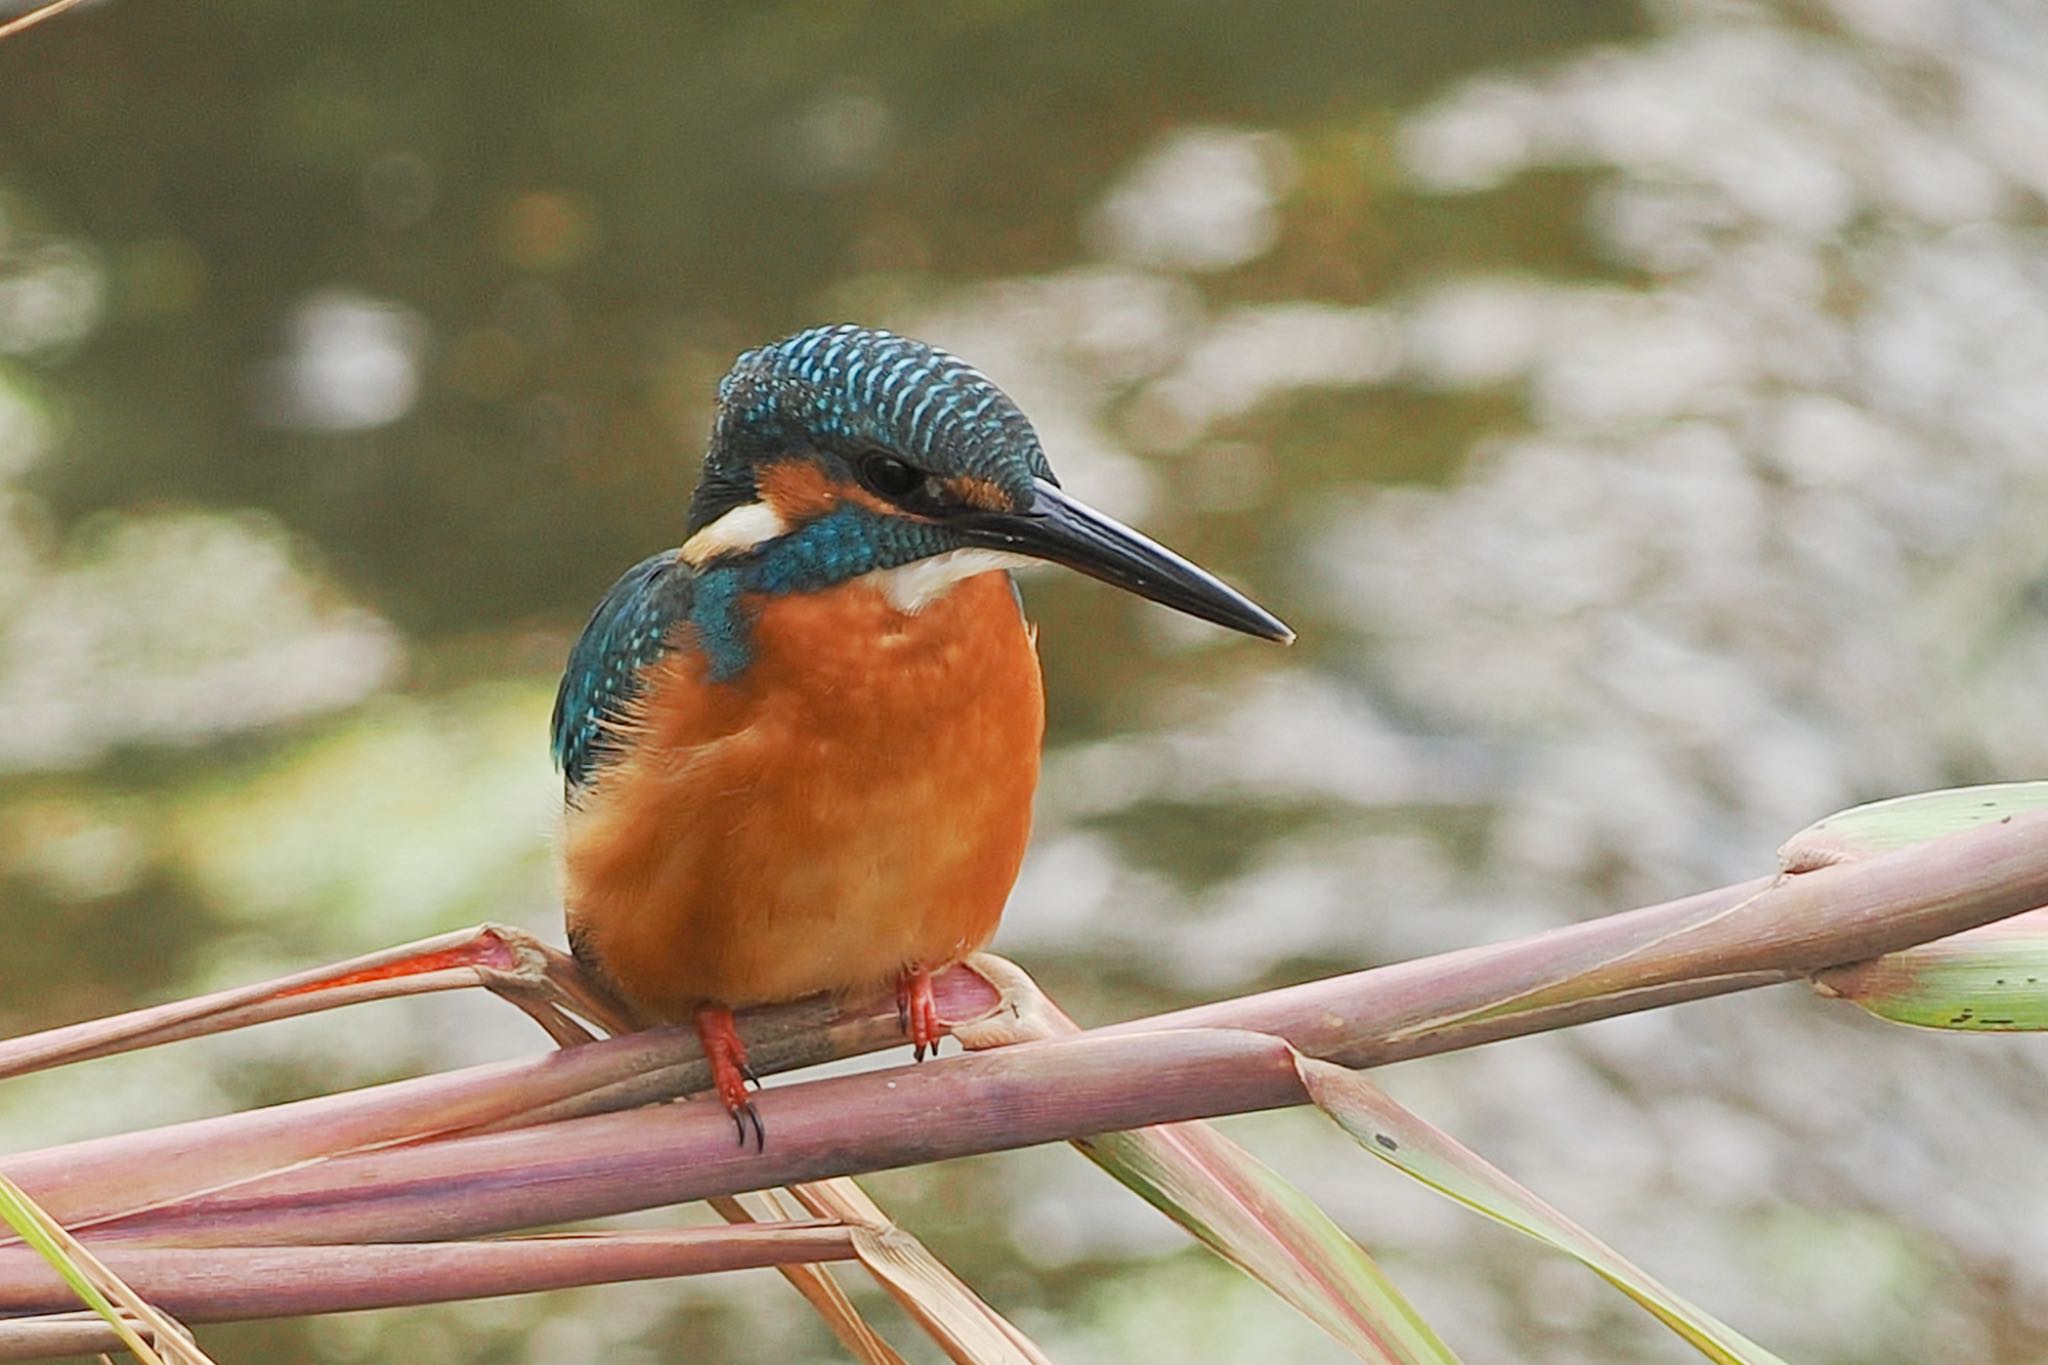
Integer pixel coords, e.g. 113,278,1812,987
956,478,1293,643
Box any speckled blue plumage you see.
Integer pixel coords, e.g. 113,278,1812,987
689,324,1051,531
553,325,1045,793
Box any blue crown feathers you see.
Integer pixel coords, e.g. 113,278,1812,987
690,325,1051,530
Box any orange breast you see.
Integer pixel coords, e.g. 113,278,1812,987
560,570,1044,1018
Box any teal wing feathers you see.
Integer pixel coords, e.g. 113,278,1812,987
550,550,697,791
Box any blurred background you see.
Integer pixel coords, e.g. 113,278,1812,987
4,0,2048,1359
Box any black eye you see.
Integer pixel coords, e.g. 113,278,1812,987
859,452,926,499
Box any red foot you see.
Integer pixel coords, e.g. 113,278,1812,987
897,968,943,1062
693,1005,763,1150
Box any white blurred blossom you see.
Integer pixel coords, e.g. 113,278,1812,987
0,510,401,769
1085,127,1296,272
251,290,427,432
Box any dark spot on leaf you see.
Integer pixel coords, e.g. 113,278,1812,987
2001,815,2014,824
1374,1133,1399,1152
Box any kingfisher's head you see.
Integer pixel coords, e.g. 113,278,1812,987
682,324,1290,641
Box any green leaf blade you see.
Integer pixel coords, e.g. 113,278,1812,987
1779,781,2048,870
1076,1119,1460,1365
1784,784,2048,1030
1820,907,2048,1030
1296,1056,1788,1365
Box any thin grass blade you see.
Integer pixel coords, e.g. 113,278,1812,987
711,1193,907,1365
0,1178,163,1365
847,1227,1048,1365
794,1180,1051,1365
0,1174,212,1365
1297,1057,1785,1365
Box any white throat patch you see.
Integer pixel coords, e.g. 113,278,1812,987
680,502,789,568
868,549,1034,614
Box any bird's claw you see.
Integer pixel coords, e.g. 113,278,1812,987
695,1003,765,1150
897,969,943,1062
730,1099,765,1151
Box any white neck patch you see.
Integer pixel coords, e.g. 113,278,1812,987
680,501,789,568
867,548,1034,614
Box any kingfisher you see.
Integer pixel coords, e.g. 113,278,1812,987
551,324,1290,1146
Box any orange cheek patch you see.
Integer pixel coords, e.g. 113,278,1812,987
756,459,900,520
756,460,842,520
943,475,1015,511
